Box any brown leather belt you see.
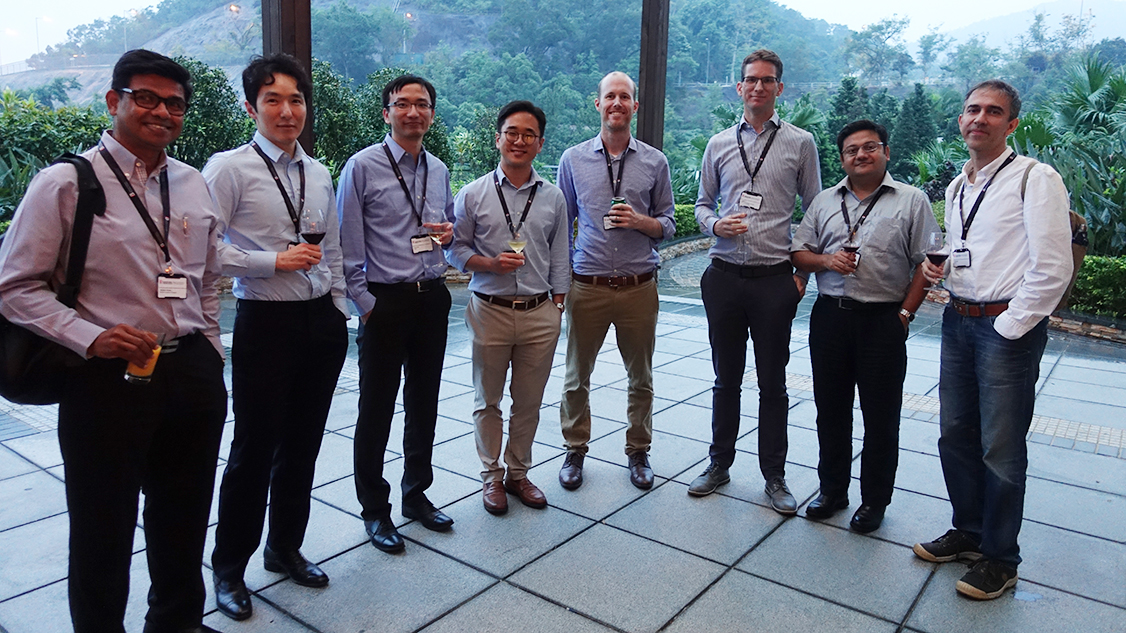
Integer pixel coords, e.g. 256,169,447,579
571,271,654,288
474,292,550,310
950,297,1010,317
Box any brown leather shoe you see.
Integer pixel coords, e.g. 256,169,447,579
627,452,654,489
559,452,584,490
483,481,508,515
504,477,548,509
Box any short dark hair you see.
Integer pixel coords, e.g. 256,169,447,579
112,49,193,103
496,100,547,137
741,49,784,81
837,119,889,153
382,74,437,109
242,53,312,109
965,79,1022,120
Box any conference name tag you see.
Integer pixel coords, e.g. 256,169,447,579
952,248,972,268
738,191,763,210
157,273,188,299
411,235,433,254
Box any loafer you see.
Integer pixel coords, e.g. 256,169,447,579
483,481,508,515
764,477,797,515
805,493,849,520
214,574,252,621
263,545,328,588
559,452,584,490
627,451,654,489
687,462,730,497
402,499,454,532
849,504,886,534
504,477,548,508
364,517,405,553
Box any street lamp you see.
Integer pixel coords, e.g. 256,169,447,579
229,4,241,14
402,12,413,55
123,9,138,52
705,37,710,84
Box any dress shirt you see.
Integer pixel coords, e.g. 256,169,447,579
793,172,938,303
557,135,676,276
337,134,455,315
449,166,571,297
695,113,821,266
0,130,223,356
944,150,1072,339
203,131,348,317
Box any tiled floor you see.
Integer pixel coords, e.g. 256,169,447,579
1,251,1124,632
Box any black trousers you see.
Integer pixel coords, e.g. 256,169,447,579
57,332,227,633
354,282,451,520
808,296,906,506
700,263,800,478
212,294,348,582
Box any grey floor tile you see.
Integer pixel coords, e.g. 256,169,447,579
1032,396,1126,431
0,444,36,482
663,569,898,633
441,361,475,388
215,419,236,463
0,470,67,532
787,398,819,431
651,402,724,444
801,488,958,552
1024,477,1126,542
606,480,783,565
673,457,821,512
1027,442,1126,496
1047,362,1126,388
737,422,824,469
419,582,614,632
663,326,711,344
437,391,477,423
309,476,362,519
258,539,494,633
383,457,482,524
1038,378,1126,407
898,417,941,457
737,518,932,622
310,432,355,488
903,373,940,395
431,432,489,481
0,513,70,602
202,598,315,632
906,358,941,379
509,524,724,633
0,579,71,633
856,449,947,500
1020,520,1126,607
583,385,678,425
385,410,475,455
907,563,1126,633
653,355,717,381
533,453,655,522
620,369,712,403
1053,353,1126,374
322,390,359,432
585,428,709,481
2,432,62,470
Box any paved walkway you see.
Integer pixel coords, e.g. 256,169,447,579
0,251,1124,633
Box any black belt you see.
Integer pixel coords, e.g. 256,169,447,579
473,292,550,310
710,259,792,278
950,297,1010,318
161,331,202,354
572,271,655,288
818,295,900,311
368,278,445,293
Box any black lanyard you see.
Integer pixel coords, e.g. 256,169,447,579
251,141,304,238
957,152,1018,241
602,142,627,198
839,184,889,243
383,143,428,226
492,171,539,237
736,120,780,188
98,146,172,269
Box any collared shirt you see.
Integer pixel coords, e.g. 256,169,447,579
0,131,223,357
337,134,455,316
944,150,1073,339
557,135,676,276
449,166,571,297
695,113,821,266
202,131,348,317
792,171,939,303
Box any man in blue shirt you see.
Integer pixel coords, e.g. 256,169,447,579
556,72,675,491
448,101,571,515
337,75,456,552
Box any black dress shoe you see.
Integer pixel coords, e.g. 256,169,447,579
213,575,252,621
402,500,454,532
627,452,654,489
263,545,329,588
364,517,405,553
850,504,886,533
143,624,225,633
805,493,849,520
559,452,584,490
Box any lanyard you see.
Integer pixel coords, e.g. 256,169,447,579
957,152,1018,241
98,146,172,269
736,120,780,188
251,141,304,238
383,143,428,226
602,142,627,198
492,171,539,237
839,184,889,243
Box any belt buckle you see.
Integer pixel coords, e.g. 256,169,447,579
511,299,528,310
416,281,430,293
836,297,852,310
607,276,625,289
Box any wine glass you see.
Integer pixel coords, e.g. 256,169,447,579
925,231,948,289
300,208,326,246
507,227,527,254
842,234,860,277
422,206,446,245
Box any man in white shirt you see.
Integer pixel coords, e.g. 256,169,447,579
913,79,1072,601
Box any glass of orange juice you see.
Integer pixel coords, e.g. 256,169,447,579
125,333,165,384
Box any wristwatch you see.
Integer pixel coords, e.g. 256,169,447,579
898,308,915,322
556,302,565,311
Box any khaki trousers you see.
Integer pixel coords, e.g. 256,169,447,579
466,294,562,483
560,278,659,456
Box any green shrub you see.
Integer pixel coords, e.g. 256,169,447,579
932,199,945,231
674,204,699,238
0,89,107,163
1068,255,1126,319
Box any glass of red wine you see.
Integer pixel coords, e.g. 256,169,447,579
301,208,326,246
925,231,948,288
842,235,860,277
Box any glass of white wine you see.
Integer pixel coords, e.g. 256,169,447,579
422,206,445,245
507,227,527,254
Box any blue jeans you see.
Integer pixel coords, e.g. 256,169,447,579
938,307,1048,568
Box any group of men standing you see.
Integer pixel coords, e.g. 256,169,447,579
0,44,1074,633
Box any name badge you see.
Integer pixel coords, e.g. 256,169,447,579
157,273,188,299
603,214,617,230
411,235,433,254
952,248,972,268
739,191,763,210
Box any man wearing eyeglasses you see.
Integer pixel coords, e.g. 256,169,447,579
338,74,456,553
448,101,570,515
690,49,821,515
791,120,938,534
555,72,675,491
0,50,227,633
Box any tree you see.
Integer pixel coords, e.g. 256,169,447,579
169,57,251,169
917,28,952,83
942,35,1002,91
311,1,408,81
844,17,911,83
891,84,937,182
867,89,900,139
16,78,82,109
827,77,868,140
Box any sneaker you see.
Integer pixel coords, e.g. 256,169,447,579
956,559,1018,600
913,529,983,563
687,463,730,497
764,477,797,515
